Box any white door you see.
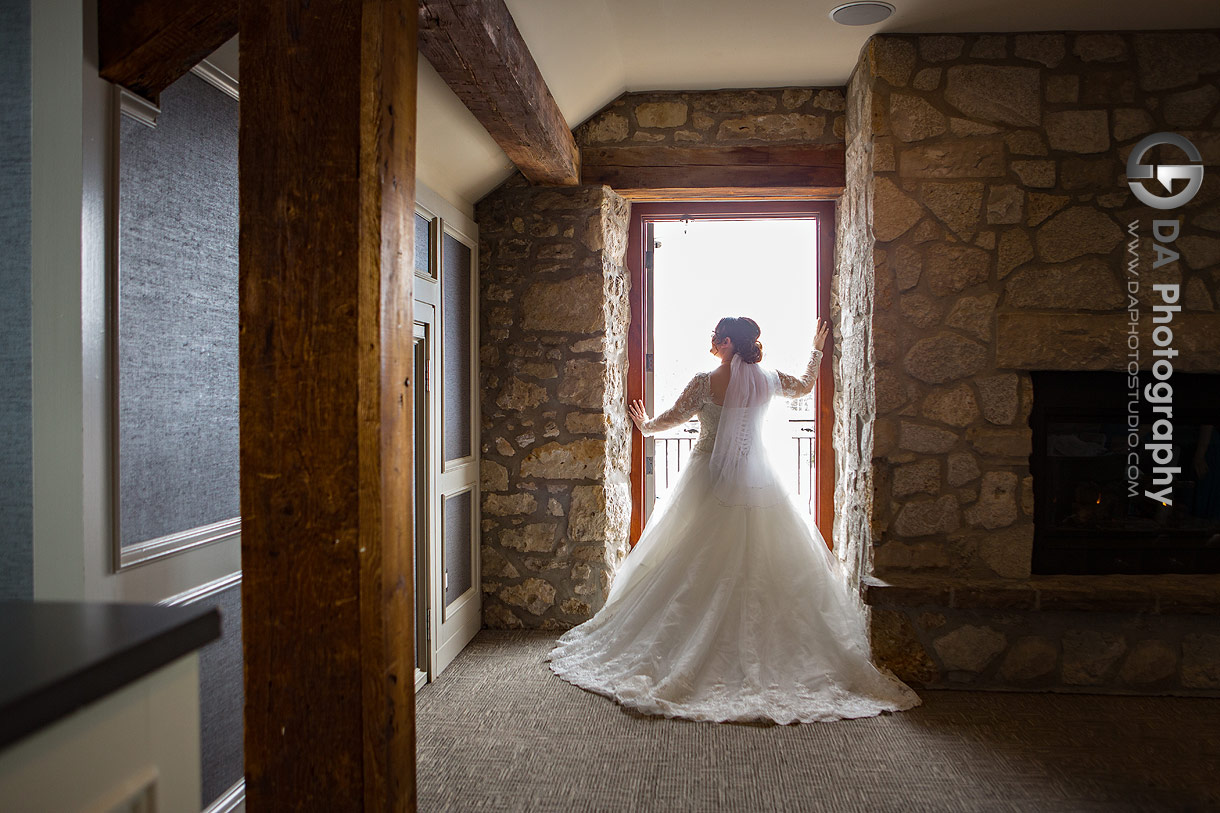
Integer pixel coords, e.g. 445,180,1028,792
412,316,432,692
434,220,481,674
414,184,481,681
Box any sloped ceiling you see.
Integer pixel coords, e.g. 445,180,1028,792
205,0,1220,212
199,37,507,215
441,0,1220,209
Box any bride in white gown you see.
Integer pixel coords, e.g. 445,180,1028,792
545,316,922,724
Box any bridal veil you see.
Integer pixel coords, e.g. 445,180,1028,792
709,353,788,508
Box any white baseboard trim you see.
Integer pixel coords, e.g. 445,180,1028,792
191,58,239,101
203,779,245,813
159,571,242,607
117,86,159,127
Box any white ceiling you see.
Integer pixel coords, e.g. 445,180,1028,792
204,0,1220,212
416,52,518,211
509,0,1220,127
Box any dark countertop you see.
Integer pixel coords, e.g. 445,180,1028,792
0,600,221,751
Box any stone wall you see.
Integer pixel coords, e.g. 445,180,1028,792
859,31,1220,579
476,86,853,630
831,51,879,602
573,87,846,147
856,30,1220,695
476,183,632,629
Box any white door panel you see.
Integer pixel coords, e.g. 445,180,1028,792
416,184,480,680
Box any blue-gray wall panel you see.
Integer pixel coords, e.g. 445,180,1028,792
117,72,239,546
0,0,32,599
196,581,244,808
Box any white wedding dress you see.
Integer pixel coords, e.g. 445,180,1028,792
545,348,922,724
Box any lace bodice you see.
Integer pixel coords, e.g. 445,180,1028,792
638,347,823,452
691,401,722,454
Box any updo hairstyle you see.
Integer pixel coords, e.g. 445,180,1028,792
713,316,763,364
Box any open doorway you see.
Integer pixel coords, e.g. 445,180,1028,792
626,201,836,547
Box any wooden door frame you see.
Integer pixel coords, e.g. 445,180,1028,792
626,200,837,549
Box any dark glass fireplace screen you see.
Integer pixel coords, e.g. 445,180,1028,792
1031,371,1220,575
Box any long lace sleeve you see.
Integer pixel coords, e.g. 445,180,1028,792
638,374,707,436
777,347,824,398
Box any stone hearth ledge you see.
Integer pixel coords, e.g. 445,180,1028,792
862,573,1220,614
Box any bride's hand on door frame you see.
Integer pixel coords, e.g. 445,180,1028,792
628,399,649,429
813,318,830,351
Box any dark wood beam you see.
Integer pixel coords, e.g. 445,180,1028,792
418,0,579,186
98,0,237,102
239,0,416,808
582,144,847,200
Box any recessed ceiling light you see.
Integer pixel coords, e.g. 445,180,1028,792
829,1,895,26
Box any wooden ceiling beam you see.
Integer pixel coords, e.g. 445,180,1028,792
418,0,579,186
582,144,847,200
98,0,237,102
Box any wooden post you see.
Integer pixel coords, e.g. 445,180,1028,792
239,1,417,809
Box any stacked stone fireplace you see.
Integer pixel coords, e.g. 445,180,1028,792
845,31,1220,694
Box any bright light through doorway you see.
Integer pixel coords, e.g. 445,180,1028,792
650,218,821,510
652,218,820,408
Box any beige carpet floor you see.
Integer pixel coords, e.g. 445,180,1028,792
415,630,1220,812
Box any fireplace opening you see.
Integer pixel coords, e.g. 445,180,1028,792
1030,371,1220,575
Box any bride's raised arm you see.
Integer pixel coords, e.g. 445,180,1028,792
630,374,706,435
777,346,824,398
777,319,830,399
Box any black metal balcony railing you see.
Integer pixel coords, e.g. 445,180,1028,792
652,418,817,514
